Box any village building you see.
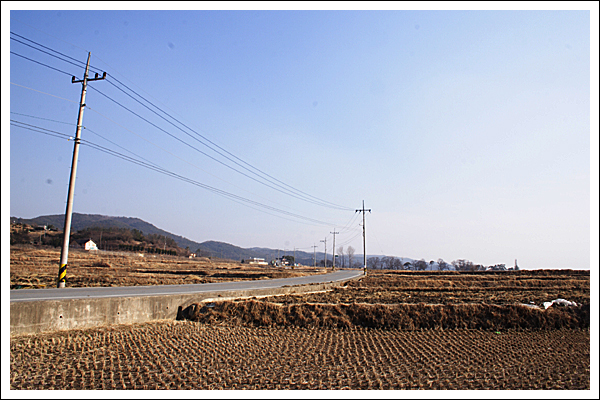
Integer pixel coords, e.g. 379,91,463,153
84,239,98,251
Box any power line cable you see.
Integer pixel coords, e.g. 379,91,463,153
84,103,321,214
10,31,352,212
336,230,363,249
12,73,303,216
101,79,350,210
83,126,162,169
10,18,90,53
10,111,75,126
11,119,339,227
10,35,91,73
88,85,346,209
10,120,73,140
10,33,355,227
105,77,330,205
105,75,353,211
337,211,361,234
10,51,75,77
10,81,79,103
10,31,105,76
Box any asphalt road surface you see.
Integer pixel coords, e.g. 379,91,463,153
10,270,363,303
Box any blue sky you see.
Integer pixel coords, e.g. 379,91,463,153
4,3,598,270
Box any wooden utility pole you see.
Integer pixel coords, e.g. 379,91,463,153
57,53,106,288
356,200,371,276
330,229,339,271
320,238,327,268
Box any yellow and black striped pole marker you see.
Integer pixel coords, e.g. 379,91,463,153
58,263,67,287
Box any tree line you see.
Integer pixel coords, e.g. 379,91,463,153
366,257,516,271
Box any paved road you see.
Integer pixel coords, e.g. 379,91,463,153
10,270,363,303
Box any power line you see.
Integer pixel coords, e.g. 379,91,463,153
337,211,361,234
10,18,90,53
10,32,356,230
12,30,351,211
11,31,353,213
10,120,72,140
10,51,75,77
10,81,79,103
10,35,93,73
84,102,333,217
10,31,105,76
11,119,338,227
104,75,353,211
10,111,75,126
89,83,352,211
336,230,363,249
12,76,302,217
94,83,335,208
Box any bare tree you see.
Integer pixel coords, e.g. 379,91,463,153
452,259,475,271
337,246,345,268
367,256,381,269
347,246,355,268
392,257,403,270
381,256,393,269
414,259,428,271
437,258,449,271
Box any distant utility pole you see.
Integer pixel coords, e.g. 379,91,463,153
320,238,327,268
57,53,106,288
330,229,339,271
356,200,371,276
311,244,317,268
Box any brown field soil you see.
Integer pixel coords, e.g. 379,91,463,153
10,246,591,390
9,245,325,289
10,321,590,390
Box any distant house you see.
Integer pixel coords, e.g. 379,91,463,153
248,257,268,265
84,240,98,251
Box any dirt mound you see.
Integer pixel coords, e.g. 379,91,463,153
179,300,590,330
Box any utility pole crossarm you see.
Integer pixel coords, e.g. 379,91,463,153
72,71,106,83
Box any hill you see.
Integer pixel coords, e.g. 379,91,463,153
11,213,203,253
10,213,398,267
10,213,331,264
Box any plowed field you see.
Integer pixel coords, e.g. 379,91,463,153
10,321,590,390
261,269,591,306
10,247,591,390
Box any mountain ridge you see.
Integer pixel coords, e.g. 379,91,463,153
10,213,386,266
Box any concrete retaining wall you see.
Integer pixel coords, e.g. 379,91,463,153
10,278,358,336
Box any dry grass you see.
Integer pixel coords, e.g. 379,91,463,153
183,300,589,330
